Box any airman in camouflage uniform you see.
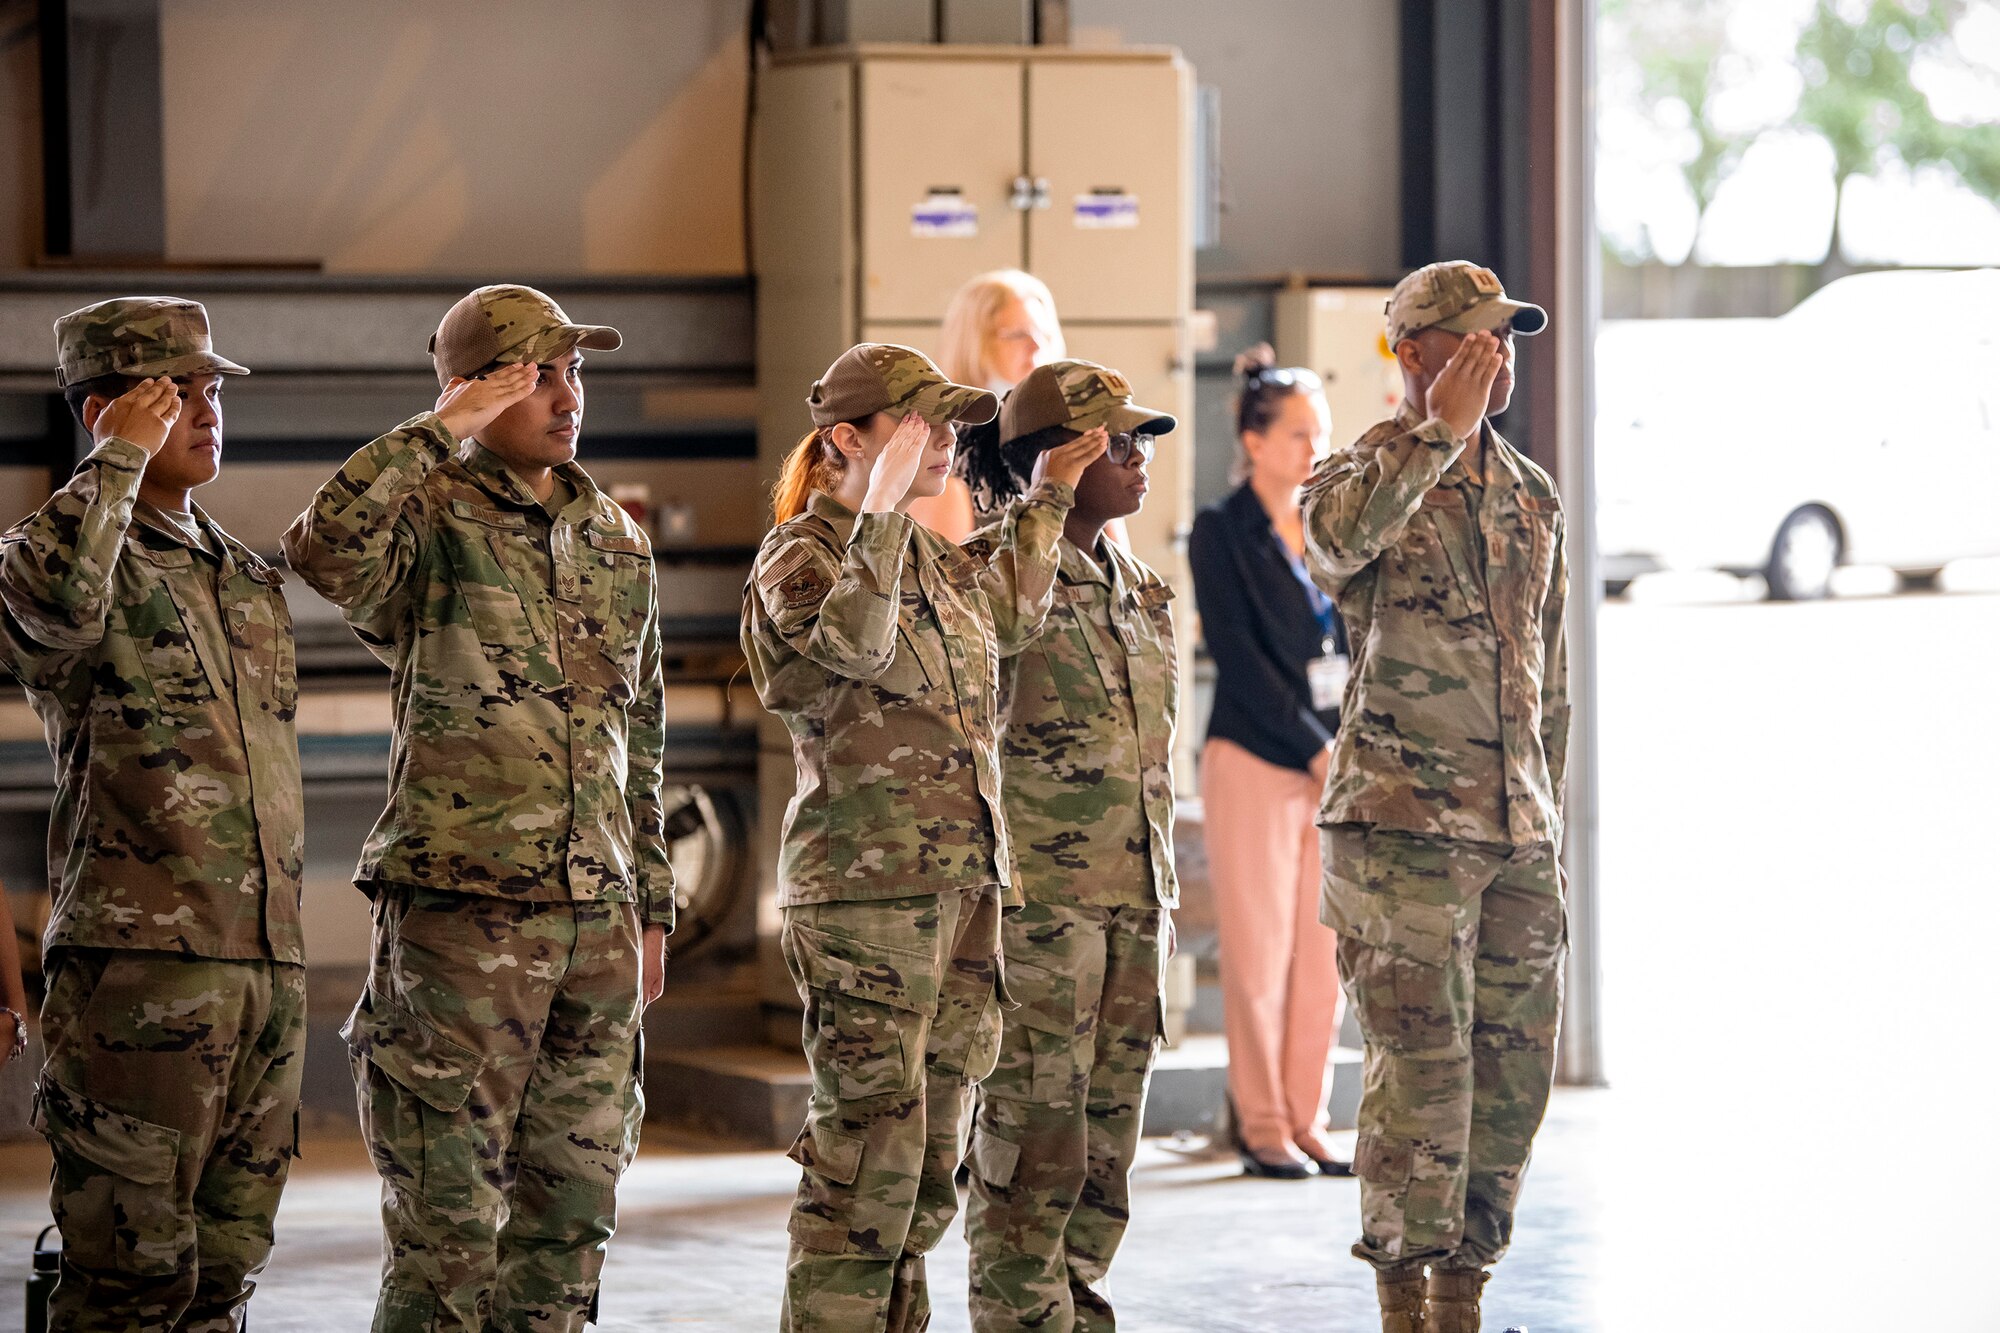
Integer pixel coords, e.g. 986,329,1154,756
743,344,1103,1333
2,298,305,1332
1302,262,1569,1333
282,285,672,1333
958,361,1179,1333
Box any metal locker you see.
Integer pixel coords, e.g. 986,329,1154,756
1274,286,1403,456
1026,58,1191,323
859,59,1025,322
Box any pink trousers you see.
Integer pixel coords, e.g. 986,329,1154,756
1200,737,1343,1153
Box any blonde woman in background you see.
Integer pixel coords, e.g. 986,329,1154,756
906,270,1066,540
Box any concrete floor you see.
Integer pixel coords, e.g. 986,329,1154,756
0,582,1996,1331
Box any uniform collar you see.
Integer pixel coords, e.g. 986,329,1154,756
132,497,225,561
459,439,598,520
1058,533,1116,591
807,490,861,549
1396,400,1525,492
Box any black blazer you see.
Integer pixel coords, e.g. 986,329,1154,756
1188,483,1348,774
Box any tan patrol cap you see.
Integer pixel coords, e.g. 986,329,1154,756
999,359,1177,447
1385,260,1547,345
54,297,250,388
429,284,621,388
807,343,997,428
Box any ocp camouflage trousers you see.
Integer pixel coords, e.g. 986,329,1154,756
965,900,1165,1333
34,948,305,1333
347,886,644,1333
780,885,1004,1333
1320,825,1565,1273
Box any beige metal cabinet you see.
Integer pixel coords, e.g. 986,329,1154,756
859,59,1025,320
756,44,1193,559
1026,59,1190,322
1275,285,1404,455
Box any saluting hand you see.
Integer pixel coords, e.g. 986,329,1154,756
94,377,182,457
1033,426,1110,490
860,412,932,514
1425,330,1505,441
435,361,540,442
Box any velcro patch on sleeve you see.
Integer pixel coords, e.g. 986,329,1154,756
758,541,833,611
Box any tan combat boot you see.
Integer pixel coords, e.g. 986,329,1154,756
1376,1264,1428,1333
1425,1267,1489,1333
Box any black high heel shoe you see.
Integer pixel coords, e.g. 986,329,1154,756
1238,1148,1316,1180
1299,1145,1353,1177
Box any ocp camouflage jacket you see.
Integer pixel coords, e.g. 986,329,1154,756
964,525,1178,909
0,438,304,960
1302,402,1569,848
282,414,673,925
742,484,1073,908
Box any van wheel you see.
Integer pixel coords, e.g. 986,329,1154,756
1765,507,1841,601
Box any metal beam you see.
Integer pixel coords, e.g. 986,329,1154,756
0,273,754,386
1399,0,1606,1085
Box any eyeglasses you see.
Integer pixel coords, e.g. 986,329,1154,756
1107,432,1156,466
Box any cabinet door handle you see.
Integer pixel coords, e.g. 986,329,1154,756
1009,175,1036,210
1031,177,1053,209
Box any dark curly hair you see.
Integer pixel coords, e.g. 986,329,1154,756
957,419,1078,515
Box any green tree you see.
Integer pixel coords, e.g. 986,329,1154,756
1796,0,2000,274
1600,0,1759,263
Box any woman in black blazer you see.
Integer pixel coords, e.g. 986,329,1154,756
1188,347,1351,1180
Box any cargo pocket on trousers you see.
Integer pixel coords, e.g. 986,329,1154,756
788,922,936,1102
32,1076,186,1277
968,1124,1021,1189
996,958,1084,1104
1324,881,1465,1056
343,994,488,1207
785,1120,866,1254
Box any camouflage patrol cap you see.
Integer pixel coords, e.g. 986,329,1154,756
1386,260,1547,345
808,343,997,428
53,297,250,388
430,284,621,388
999,359,1177,447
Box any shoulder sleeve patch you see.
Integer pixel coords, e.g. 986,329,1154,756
756,538,835,613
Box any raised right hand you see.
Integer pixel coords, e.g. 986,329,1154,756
860,413,931,513
93,377,182,457
1425,330,1505,441
434,361,540,441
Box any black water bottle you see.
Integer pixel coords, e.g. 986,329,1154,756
23,1224,58,1333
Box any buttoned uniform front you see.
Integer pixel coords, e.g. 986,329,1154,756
1301,400,1570,1278
1303,401,1568,849
282,412,668,1333
742,482,1074,1333
282,412,672,918
958,525,1178,1333
744,484,1078,911
2,439,304,961
0,436,306,1331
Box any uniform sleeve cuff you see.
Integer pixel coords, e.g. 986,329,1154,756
1411,418,1462,447
1027,479,1076,509
850,510,915,559
92,438,151,472
403,411,460,452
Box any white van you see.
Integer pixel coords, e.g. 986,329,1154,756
1596,269,2000,599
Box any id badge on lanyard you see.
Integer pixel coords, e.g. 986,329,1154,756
1307,635,1349,711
